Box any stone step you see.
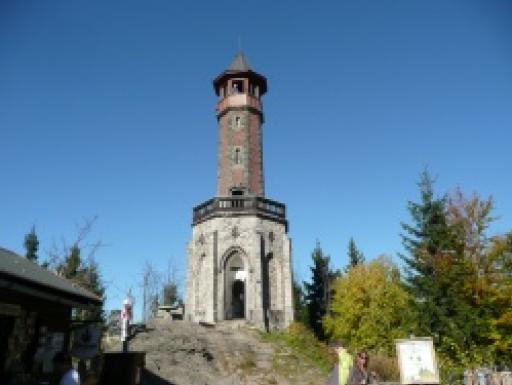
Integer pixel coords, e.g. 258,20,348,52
216,319,249,331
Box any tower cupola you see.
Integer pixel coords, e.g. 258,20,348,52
213,52,267,106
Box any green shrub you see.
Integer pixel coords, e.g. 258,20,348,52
259,322,334,374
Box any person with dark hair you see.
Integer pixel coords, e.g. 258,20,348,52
52,352,80,385
327,341,353,385
347,351,377,385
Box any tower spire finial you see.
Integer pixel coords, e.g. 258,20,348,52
228,52,251,71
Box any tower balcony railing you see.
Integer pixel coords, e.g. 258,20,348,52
193,196,286,226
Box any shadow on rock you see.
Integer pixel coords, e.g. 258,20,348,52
141,368,177,385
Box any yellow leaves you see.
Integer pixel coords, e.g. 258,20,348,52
324,256,412,354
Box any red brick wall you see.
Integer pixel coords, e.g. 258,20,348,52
248,113,263,195
216,107,264,197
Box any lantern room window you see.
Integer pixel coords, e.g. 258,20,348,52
231,80,243,94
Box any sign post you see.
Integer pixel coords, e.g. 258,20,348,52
396,337,440,385
120,296,133,353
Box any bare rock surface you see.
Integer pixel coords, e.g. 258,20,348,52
105,319,327,385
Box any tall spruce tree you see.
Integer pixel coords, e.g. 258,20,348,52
304,241,331,340
24,226,39,262
400,171,457,344
345,237,364,272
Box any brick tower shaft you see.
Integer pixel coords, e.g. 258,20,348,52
213,53,267,197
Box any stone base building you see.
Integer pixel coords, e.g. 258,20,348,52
184,54,294,330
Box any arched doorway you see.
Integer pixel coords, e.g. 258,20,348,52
224,250,247,320
232,280,245,318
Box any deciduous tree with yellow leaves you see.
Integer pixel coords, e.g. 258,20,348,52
323,256,413,354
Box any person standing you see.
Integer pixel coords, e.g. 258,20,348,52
348,351,377,385
327,341,353,385
53,352,80,385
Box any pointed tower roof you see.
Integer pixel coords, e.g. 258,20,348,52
213,52,267,96
228,52,251,71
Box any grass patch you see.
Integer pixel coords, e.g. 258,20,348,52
238,351,258,376
239,350,257,375
258,322,334,375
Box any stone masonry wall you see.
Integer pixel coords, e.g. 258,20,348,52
185,215,294,330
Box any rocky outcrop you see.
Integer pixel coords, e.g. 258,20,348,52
105,319,326,385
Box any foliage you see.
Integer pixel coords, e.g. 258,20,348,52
57,243,105,320
291,170,512,382
293,278,309,325
58,244,82,279
441,189,497,366
428,188,508,371
259,322,334,374
400,171,512,375
46,217,106,320
162,282,178,306
399,170,458,346
23,226,39,262
346,237,365,272
485,232,512,367
324,256,413,354
81,258,105,299
368,353,400,382
398,170,483,370
304,241,332,340
58,245,104,299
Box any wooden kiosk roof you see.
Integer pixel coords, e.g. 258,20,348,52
0,247,102,308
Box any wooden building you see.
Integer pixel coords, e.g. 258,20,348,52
0,247,102,384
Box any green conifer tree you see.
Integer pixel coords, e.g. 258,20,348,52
304,241,331,340
399,170,474,364
345,237,364,272
59,244,82,279
58,244,105,320
24,226,39,262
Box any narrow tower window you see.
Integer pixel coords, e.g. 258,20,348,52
235,116,241,128
234,148,241,164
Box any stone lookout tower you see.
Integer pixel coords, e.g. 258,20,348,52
184,53,294,331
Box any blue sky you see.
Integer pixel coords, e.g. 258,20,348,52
1,0,511,319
